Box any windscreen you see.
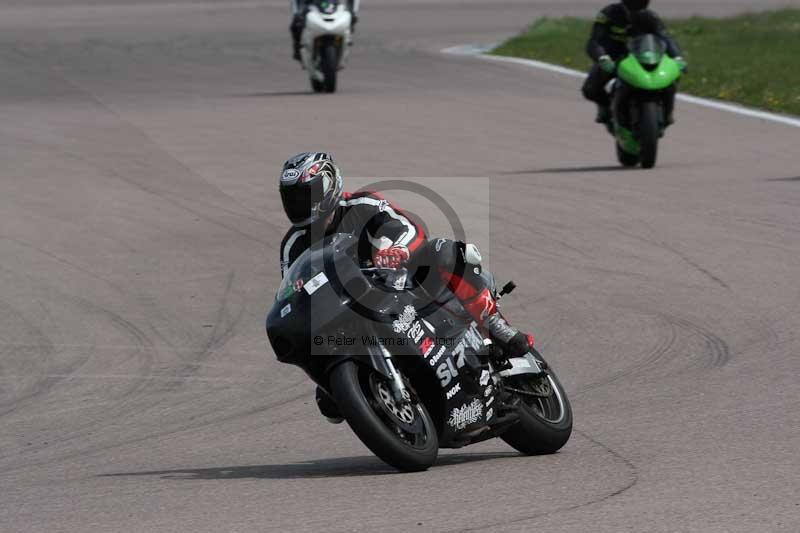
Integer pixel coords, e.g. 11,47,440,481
276,242,325,302
313,0,339,14
628,34,666,66
275,233,358,302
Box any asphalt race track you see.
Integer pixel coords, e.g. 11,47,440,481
1,1,799,531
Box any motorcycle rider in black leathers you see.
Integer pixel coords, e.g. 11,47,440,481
582,0,686,125
278,152,536,422
290,0,359,61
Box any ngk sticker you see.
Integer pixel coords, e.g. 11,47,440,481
445,383,461,400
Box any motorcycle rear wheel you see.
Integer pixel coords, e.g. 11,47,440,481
500,351,573,455
330,361,438,471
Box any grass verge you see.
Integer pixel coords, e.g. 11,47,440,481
491,9,800,116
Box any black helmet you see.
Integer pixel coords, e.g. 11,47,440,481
622,0,650,12
279,152,343,227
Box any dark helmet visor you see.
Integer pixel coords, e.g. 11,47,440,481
280,179,324,226
623,0,650,11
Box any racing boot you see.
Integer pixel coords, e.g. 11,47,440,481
484,313,536,361
315,386,344,424
290,16,304,61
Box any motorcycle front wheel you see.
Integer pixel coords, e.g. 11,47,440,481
330,360,438,471
319,43,338,93
616,142,640,167
310,77,325,93
638,101,660,169
500,350,573,455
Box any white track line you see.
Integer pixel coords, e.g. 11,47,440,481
442,44,800,129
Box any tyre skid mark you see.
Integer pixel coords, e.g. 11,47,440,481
663,313,731,371
0,385,308,476
0,300,57,418
5,45,279,246
8,42,267,225
576,314,678,396
174,271,243,379
0,266,160,465
452,430,638,532
575,305,731,397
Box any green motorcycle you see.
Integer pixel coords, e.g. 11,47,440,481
608,34,683,169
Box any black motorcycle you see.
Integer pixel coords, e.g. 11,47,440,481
266,234,572,471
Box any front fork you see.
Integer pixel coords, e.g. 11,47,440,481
612,84,670,150
380,345,412,404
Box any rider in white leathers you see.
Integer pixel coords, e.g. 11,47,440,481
290,0,360,61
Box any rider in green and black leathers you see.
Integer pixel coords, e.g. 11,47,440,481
582,0,686,124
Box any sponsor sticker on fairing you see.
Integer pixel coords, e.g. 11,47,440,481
407,321,424,343
419,337,435,356
392,305,416,333
303,272,329,295
429,345,446,367
447,399,483,430
509,357,532,370
280,303,292,318
446,383,461,400
436,325,486,387
464,324,484,351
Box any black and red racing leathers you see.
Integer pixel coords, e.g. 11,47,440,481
278,190,521,343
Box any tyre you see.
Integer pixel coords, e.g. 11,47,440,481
616,142,639,167
500,351,573,455
330,361,438,471
310,77,325,93
638,101,660,169
319,43,338,93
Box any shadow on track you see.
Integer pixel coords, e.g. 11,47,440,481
501,166,633,175
231,90,314,98
765,176,800,182
100,452,520,480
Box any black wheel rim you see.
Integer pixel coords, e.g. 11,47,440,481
365,371,432,450
511,374,567,424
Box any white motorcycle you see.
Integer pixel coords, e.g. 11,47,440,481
299,0,353,93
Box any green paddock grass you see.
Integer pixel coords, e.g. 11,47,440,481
491,9,800,116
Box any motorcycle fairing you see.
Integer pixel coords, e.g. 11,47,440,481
300,3,352,78
267,233,502,447
617,35,681,91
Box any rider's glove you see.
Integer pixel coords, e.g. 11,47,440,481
372,246,410,269
674,56,688,72
598,55,616,74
